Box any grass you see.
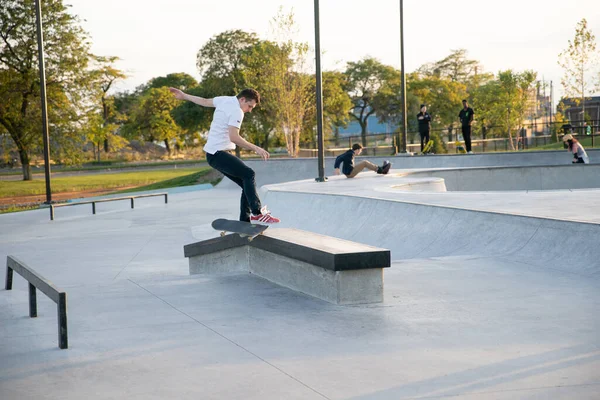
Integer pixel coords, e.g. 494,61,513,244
0,205,40,214
0,167,212,198
0,159,208,176
112,169,218,194
528,136,599,151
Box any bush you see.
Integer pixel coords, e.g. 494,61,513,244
430,131,447,154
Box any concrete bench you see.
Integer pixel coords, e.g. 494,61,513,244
183,228,390,304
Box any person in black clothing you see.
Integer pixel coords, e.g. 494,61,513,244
334,144,391,178
417,104,432,152
458,100,474,153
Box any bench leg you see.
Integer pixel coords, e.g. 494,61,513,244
5,266,13,290
57,292,68,349
29,283,37,318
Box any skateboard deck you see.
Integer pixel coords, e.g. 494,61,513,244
421,139,434,154
211,218,268,241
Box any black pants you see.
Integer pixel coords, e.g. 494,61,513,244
420,131,430,152
206,151,261,222
461,125,472,152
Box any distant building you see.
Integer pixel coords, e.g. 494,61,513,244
560,96,600,125
338,114,397,136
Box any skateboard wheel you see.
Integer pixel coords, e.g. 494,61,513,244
220,231,226,237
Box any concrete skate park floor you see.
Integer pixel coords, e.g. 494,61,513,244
1,158,599,399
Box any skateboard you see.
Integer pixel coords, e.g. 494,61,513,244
455,140,466,154
421,139,434,155
211,218,268,241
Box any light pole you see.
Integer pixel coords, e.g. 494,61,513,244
314,0,326,182
398,0,408,153
35,0,52,202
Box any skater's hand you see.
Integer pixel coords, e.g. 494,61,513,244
169,87,186,100
255,147,270,160
334,168,341,175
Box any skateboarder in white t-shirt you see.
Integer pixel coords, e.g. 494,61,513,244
169,87,280,224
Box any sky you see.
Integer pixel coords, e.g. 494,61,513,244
66,0,600,100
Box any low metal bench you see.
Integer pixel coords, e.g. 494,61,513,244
50,192,168,220
4,256,68,349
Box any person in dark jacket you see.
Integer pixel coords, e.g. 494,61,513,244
458,99,474,153
334,143,391,178
417,104,432,152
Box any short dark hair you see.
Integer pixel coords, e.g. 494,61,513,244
462,99,468,103
352,143,363,151
237,88,260,104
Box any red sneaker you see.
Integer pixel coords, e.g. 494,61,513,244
250,206,281,224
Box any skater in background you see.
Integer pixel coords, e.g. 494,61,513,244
334,144,392,178
563,134,589,164
417,104,432,152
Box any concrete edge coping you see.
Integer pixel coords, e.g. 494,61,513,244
184,227,391,272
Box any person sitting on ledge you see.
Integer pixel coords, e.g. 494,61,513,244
563,134,589,164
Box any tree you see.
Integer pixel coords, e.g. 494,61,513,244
88,55,127,156
372,70,421,146
146,72,197,91
344,57,397,146
418,49,492,93
473,70,537,150
558,18,599,121
0,0,94,180
197,30,258,95
409,73,467,142
123,87,182,155
196,29,259,156
171,85,214,149
83,111,123,162
243,9,312,157
302,71,352,147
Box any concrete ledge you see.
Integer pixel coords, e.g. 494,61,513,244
249,247,384,304
184,228,390,304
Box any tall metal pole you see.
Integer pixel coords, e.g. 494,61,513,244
550,80,555,140
314,0,326,181
398,0,408,153
35,0,52,202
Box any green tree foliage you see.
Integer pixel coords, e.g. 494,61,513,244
302,71,352,147
418,49,493,93
87,55,127,157
409,73,467,142
146,72,197,91
0,0,93,179
123,87,182,155
344,57,398,146
558,18,599,120
243,9,311,156
471,70,537,150
197,29,258,95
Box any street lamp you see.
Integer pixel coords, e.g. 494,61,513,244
398,0,408,153
314,0,326,182
35,0,52,202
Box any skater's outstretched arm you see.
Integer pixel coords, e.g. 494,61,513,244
228,126,270,160
169,87,214,107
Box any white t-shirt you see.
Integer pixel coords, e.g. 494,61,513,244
203,96,244,155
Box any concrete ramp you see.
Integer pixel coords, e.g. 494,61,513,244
262,189,600,277
398,164,600,191
217,149,600,189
